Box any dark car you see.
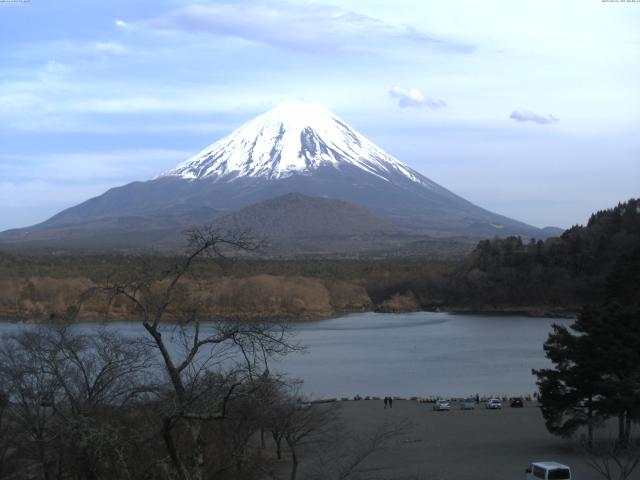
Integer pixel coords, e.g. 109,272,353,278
510,397,524,408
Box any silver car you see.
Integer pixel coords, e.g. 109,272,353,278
486,398,502,409
433,399,450,411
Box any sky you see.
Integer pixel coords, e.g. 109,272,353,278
1,0,639,231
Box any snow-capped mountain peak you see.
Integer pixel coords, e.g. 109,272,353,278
161,101,430,185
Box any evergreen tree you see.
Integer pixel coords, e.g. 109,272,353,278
534,248,640,446
534,321,604,446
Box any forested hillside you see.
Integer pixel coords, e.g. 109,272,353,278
437,198,640,309
1,199,638,321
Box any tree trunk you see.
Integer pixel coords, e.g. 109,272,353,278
191,422,205,480
272,431,282,460
162,417,190,480
235,445,245,475
287,439,298,480
37,437,51,480
618,413,626,446
55,443,64,480
587,398,594,448
144,324,186,398
624,411,631,445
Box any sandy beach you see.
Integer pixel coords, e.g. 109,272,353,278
324,399,601,480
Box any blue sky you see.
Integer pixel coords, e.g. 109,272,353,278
1,0,639,231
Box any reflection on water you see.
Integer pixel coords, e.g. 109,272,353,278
0,312,572,399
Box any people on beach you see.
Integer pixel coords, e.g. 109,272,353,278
389,396,393,408
384,396,388,408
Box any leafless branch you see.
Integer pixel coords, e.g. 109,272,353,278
582,437,640,480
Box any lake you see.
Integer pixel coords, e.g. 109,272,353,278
0,312,572,399
275,312,572,398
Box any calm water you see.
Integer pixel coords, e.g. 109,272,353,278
0,312,571,399
274,312,571,398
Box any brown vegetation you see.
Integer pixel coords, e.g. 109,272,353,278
0,273,373,322
0,251,437,322
375,292,418,313
2,197,638,322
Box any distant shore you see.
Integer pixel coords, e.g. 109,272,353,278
0,305,578,324
443,307,577,319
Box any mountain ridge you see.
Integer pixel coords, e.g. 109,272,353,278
211,192,397,239
0,101,560,251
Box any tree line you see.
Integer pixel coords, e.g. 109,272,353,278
437,198,640,309
2,198,639,319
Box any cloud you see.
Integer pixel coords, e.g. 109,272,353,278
95,42,126,55
510,109,559,125
145,2,474,54
115,19,129,28
388,86,446,109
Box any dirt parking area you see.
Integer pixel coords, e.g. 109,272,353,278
332,399,600,480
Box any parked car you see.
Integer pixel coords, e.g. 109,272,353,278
525,461,571,480
433,399,450,411
510,397,524,408
461,397,476,410
485,398,502,409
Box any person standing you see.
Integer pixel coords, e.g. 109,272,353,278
383,396,388,409
389,397,393,409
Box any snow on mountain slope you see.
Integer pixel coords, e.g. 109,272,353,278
161,101,439,189
0,100,552,249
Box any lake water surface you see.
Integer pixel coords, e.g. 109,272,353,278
0,312,572,399
274,312,571,398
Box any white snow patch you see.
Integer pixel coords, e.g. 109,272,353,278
160,101,432,187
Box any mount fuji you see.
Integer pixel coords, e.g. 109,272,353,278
0,101,557,252
163,101,433,186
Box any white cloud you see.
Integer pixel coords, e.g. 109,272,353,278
510,109,559,125
115,19,129,28
146,2,474,55
95,42,126,55
388,86,446,109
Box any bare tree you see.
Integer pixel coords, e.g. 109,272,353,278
0,389,14,478
306,419,409,480
0,326,157,480
0,329,61,479
583,437,640,480
40,327,154,411
4,226,407,480
44,327,156,480
102,226,297,480
283,403,340,480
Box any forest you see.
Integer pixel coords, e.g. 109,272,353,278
0,198,638,322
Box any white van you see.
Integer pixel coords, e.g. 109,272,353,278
525,462,571,480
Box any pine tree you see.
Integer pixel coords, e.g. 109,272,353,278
534,248,640,446
534,321,604,446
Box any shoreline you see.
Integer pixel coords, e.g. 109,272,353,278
0,305,578,324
